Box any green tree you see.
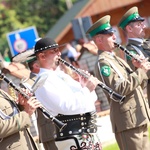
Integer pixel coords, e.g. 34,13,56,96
0,0,78,57
0,4,26,56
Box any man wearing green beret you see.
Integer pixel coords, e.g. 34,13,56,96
118,6,150,107
86,15,150,150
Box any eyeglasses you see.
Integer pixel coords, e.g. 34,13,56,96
42,48,60,55
49,48,60,53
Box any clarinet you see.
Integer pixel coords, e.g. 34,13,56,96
58,58,125,104
114,42,142,62
0,73,67,132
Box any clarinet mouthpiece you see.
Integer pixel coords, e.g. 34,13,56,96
114,42,119,47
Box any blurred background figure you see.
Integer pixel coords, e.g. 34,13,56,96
66,42,79,62
61,42,80,67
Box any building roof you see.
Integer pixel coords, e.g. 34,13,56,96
45,0,147,45
46,0,89,41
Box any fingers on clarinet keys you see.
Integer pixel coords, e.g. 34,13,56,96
18,94,27,105
132,59,142,68
77,69,90,78
141,62,150,72
25,97,41,116
86,76,98,92
146,63,150,69
143,57,149,62
133,54,145,63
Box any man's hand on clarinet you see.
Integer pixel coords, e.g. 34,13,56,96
78,70,99,92
84,75,100,92
17,88,42,116
132,55,150,72
24,96,41,116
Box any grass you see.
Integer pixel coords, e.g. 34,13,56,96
103,126,150,150
103,143,119,150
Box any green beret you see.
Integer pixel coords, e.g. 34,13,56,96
118,6,144,29
86,15,114,37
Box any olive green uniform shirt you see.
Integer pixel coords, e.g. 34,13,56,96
95,51,150,133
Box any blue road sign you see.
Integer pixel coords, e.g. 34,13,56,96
6,26,39,56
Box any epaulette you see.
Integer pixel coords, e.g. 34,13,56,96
126,44,135,51
98,56,105,61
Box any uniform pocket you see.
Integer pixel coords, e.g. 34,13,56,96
120,104,144,126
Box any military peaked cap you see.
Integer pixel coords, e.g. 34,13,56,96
86,15,114,37
118,6,144,29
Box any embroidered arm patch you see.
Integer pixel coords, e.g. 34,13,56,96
100,65,111,77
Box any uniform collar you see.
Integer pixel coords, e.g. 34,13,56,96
106,51,115,56
98,50,115,56
98,50,115,60
128,38,144,46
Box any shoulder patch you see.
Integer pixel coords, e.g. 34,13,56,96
126,50,137,61
100,65,111,77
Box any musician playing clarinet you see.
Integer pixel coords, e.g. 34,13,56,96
12,49,58,150
0,85,41,149
86,15,150,150
34,37,102,150
118,6,150,108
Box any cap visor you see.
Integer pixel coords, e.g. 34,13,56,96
137,16,145,21
100,28,115,34
130,16,145,23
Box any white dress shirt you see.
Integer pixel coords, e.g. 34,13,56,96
35,68,97,116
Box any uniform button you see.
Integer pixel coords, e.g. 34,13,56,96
81,122,84,126
81,117,83,120
60,133,63,136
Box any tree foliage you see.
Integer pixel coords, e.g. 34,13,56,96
0,0,77,57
